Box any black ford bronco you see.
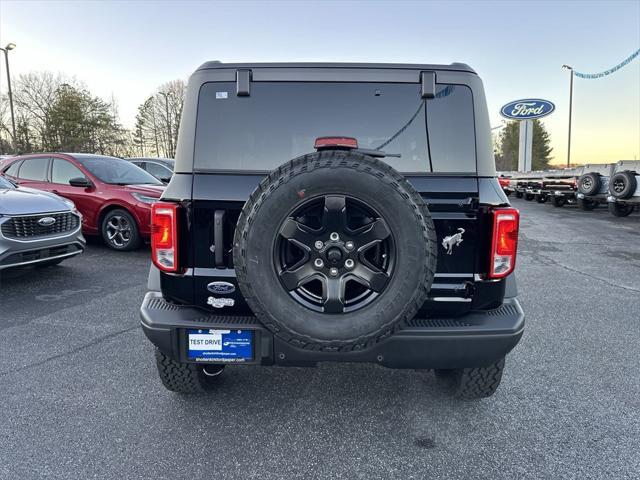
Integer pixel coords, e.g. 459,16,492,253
140,62,524,399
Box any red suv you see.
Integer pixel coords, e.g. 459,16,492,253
0,153,164,250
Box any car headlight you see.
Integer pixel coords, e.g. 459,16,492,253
62,198,80,214
131,192,160,204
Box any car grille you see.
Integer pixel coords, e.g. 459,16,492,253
1,212,80,240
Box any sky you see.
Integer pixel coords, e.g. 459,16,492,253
1,0,639,165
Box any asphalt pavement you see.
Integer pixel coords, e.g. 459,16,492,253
1,200,639,480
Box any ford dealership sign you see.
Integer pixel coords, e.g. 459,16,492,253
500,99,555,120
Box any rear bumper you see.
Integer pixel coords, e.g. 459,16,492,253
140,291,525,369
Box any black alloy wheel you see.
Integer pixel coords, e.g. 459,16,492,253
275,195,395,314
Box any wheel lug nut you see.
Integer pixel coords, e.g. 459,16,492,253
345,241,354,250
345,259,354,269
314,259,324,269
329,268,339,277
314,240,324,250
330,232,339,241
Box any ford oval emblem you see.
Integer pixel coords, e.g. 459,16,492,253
500,99,555,120
207,281,236,295
37,217,56,227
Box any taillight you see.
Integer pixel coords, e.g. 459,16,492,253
489,207,519,279
151,202,179,273
498,177,510,188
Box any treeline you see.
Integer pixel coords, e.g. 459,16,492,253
0,71,185,158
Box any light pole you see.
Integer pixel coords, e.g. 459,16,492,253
0,43,17,151
562,64,574,168
159,91,173,157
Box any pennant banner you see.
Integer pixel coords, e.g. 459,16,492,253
573,48,640,79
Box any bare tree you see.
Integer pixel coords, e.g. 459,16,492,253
134,80,185,158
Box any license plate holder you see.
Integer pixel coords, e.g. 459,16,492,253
186,328,254,363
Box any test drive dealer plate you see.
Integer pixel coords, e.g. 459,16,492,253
187,329,253,362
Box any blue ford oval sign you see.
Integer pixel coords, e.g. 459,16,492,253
500,99,555,120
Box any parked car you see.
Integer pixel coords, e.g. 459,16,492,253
1,153,164,250
0,175,85,269
507,172,544,201
140,61,524,400
540,169,579,207
128,157,175,183
498,175,512,196
607,160,639,217
576,163,615,211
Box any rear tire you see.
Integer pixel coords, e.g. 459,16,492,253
435,358,505,399
101,209,141,251
524,193,534,201
608,202,634,217
552,196,566,207
154,348,223,393
535,194,547,203
515,191,523,199
578,198,598,211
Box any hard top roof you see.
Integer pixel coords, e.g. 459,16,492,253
196,61,476,74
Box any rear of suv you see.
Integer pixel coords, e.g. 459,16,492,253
140,62,524,400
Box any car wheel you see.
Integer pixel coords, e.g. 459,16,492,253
552,196,567,207
504,190,512,197
577,173,601,196
155,348,224,393
101,209,141,251
535,194,547,203
608,171,637,199
578,198,598,211
524,193,534,201
435,358,505,399
233,150,437,351
515,191,523,199
608,202,634,217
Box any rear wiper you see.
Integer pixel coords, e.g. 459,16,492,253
354,148,401,158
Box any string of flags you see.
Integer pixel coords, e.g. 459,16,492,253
573,48,640,79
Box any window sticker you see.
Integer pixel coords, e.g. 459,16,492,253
216,91,228,99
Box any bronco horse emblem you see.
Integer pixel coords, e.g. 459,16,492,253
442,228,465,255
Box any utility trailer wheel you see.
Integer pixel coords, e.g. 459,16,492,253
577,198,598,211
435,358,506,399
608,202,634,217
154,348,224,393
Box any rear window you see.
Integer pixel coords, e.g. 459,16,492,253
18,157,49,181
3,161,21,178
194,81,476,173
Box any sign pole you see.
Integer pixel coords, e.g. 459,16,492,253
518,119,533,172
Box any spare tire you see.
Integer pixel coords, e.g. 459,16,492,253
578,173,600,195
233,150,437,351
609,171,637,199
